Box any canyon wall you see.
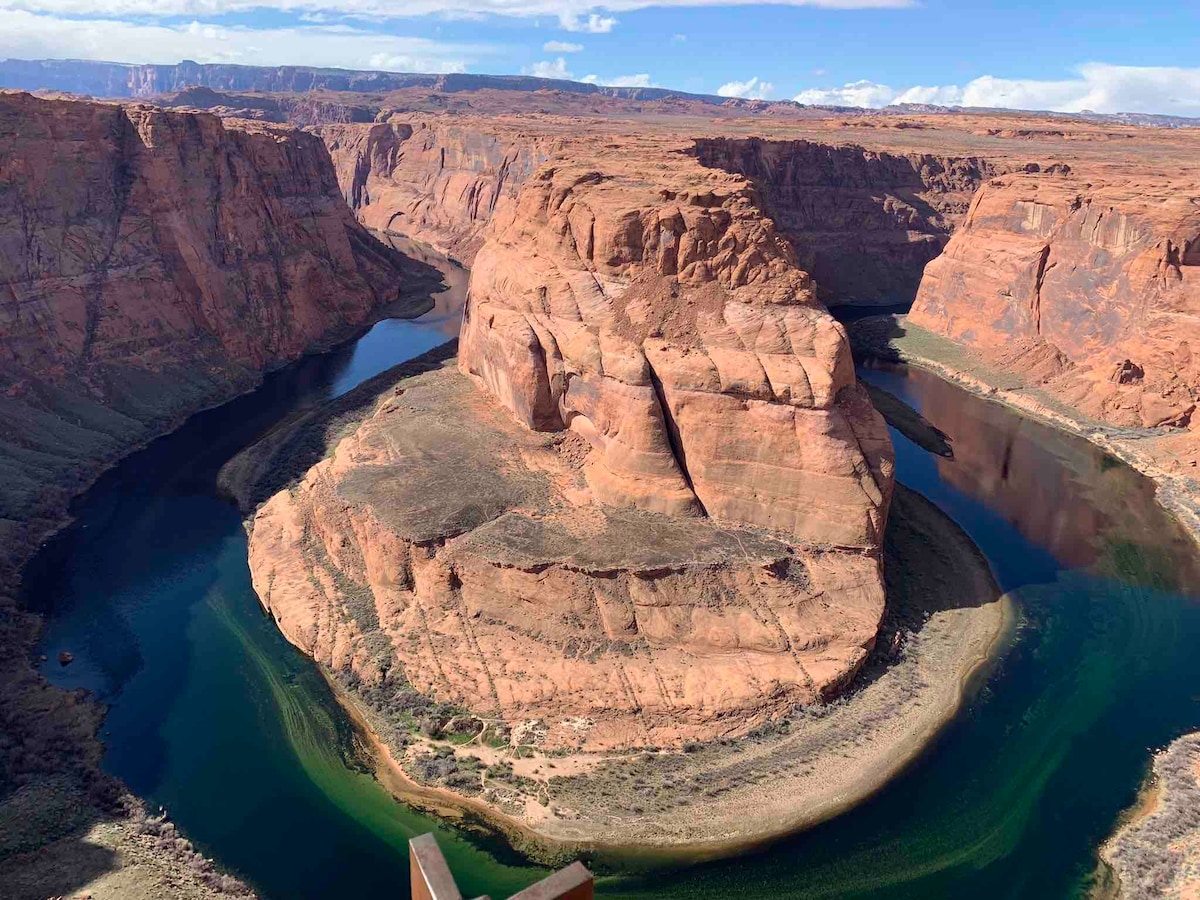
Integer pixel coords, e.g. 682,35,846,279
910,169,1200,428
0,91,407,567
319,127,993,306
247,135,895,751
692,137,993,307
317,119,557,261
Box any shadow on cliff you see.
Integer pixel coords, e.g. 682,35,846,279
846,483,1004,700
0,234,456,899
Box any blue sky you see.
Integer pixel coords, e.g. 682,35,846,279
2,0,1199,114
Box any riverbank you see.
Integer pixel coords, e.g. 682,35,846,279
849,314,1200,900
309,484,1012,864
0,243,448,900
848,316,1200,551
1096,734,1200,899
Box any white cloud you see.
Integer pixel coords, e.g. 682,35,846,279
558,12,617,32
542,39,582,52
793,64,1200,116
526,56,572,79
717,76,773,99
0,9,483,70
581,72,653,87
670,33,686,43
793,78,895,107
0,0,916,27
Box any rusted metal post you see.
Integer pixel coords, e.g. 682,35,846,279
507,862,594,900
410,833,464,900
409,834,594,900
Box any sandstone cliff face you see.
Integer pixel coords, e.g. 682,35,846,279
318,119,557,262
461,143,892,547
692,137,993,307
248,135,894,751
910,169,1200,428
0,91,405,552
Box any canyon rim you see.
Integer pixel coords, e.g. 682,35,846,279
0,52,1199,899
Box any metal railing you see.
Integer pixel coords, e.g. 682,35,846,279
410,833,594,900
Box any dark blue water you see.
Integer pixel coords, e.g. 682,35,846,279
24,277,1200,898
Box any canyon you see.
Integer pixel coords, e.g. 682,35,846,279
248,129,898,755
0,89,418,898
244,98,1200,865
1,65,1199,895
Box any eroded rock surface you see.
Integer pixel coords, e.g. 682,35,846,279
692,138,992,306
910,168,1200,428
248,136,894,750
0,91,407,557
318,118,557,261
250,366,887,750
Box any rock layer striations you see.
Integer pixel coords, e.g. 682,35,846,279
0,91,406,568
248,136,895,750
910,166,1200,428
692,137,992,306
318,118,557,261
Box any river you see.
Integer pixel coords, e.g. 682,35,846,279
24,259,1200,898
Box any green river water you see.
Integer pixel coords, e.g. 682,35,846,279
25,264,1200,897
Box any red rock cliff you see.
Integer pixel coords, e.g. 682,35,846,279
692,137,993,307
318,118,557,262
0,91,406,558
247,133,895,751
910,167,1200,428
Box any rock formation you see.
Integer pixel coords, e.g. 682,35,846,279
0,89,407,590
692,138,992,306
318,119,557,261
247,135,894,751
910,167,1200,428
0,89,414,897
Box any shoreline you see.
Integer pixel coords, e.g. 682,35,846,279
1094,734,1200,900
311,485,1015,866
848,315,1200,552
848,315,1200,900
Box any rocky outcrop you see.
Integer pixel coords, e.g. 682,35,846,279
247,135,894,751
1100,733,1200,899
0,90,407,566
691,137,993,306
909,169,1200,428
461,143,892,546
317,119,557,261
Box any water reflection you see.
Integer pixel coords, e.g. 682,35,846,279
862,360,1200,595
20,285,1200,898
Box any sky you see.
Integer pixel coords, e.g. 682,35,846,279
1,1,1199,115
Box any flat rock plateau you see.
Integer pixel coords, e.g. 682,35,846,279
2,66,1200,892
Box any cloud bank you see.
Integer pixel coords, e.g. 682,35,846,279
0,9,482,70
0,0,913,32
793,64,1200,116
717,75,773,99
581,72,653,87
525,56,572,79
